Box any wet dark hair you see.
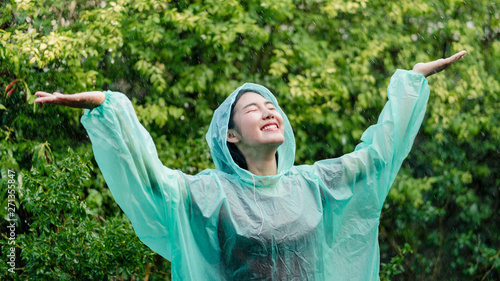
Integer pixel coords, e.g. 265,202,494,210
227,89,278,171
227,89,254,170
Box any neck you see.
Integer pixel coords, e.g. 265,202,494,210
247,156,277,176
239,146,278,176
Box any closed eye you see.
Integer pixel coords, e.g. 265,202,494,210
264,101,276,110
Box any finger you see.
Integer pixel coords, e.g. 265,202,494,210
34,97,51,103
34,93,54,103
440,51,466,68
34,96,61,104
449,50,467,61
35,91,53,97
35,91,65,97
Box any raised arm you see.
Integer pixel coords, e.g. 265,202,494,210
35,90,184,260
343,51,467,203
312,51,467,208
34,91,106,109
413,50,467,77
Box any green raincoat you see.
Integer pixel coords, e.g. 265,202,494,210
81,69,429,280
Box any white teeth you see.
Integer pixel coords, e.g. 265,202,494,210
262,125,278,131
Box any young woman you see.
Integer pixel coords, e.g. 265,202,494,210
35,51,466,280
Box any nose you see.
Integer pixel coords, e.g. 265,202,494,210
263,108,275,120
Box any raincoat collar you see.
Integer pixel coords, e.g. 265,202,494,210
206,83,296,187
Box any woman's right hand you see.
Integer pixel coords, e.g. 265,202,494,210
34,91,106,109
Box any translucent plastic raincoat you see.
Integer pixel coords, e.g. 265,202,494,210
81,70,429,280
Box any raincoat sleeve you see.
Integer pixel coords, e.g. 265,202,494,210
314,70,430,208
80,91,185,261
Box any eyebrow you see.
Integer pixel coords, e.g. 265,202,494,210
242,101,274,110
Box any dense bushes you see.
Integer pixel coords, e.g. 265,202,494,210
1,0,498,279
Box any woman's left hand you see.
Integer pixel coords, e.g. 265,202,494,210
413,50,467,77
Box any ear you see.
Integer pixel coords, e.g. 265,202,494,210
227,129,240,144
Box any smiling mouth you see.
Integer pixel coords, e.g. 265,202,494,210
261,124,279,131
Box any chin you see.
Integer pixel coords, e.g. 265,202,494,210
267,137,285,146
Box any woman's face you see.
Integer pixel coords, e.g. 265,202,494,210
227,92,285,150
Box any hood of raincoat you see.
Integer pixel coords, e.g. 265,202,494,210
206,83,296,186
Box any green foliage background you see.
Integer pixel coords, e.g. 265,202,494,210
0,0,498,280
